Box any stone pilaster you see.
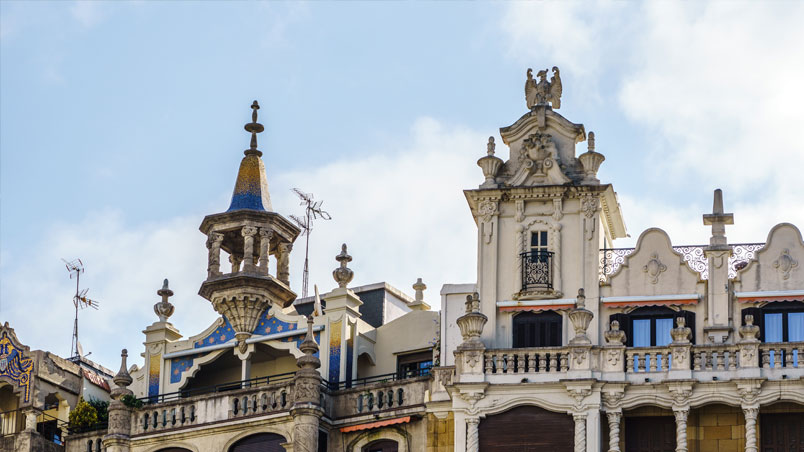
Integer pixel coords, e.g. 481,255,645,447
465,417,480,452
669,317,692,379
104,349,134,452
292,317,322,452
573,413,587,452
738,315,761,376
606,411,622,452
743,406,759,452
673,408,689,452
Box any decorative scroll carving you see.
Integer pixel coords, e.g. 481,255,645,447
643,252,667,284
773,249,799,280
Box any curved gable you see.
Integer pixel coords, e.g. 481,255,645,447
736,223,804,292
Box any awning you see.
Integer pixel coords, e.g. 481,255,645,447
340,416,412,433
601,294,699,308
497,298,576,312
736,290,804,303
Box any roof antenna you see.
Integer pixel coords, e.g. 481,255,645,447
62,258,100,359
290,189,332,298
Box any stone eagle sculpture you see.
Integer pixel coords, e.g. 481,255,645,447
525,66,562,110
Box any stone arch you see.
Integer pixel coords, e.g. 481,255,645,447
143,443,198,452
223,429,290,452
348,427,410,452
478,405,574,450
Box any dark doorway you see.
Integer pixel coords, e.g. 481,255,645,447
624,417,675,452
479,405,574,451
362,439,398,452
513,311,562,348
229,433,287,452
760,413,804,451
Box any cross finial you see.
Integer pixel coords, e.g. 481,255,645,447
244,100,265,156
703,188,734,248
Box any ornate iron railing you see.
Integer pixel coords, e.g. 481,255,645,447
521,250,553,291
599,243,764,282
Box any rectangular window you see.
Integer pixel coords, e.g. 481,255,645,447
633,319,651,347
655,318,673,347
530,231,549,252
397,351,432,378
765,313,784,343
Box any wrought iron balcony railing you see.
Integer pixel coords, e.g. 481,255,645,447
521,250,554,291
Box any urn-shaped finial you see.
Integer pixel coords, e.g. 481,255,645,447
111,349,133,399
477,137,503,188
333,243,354,288
671,317,692,344
739,315,760,343
154,278,175,322
578,131,605,185
568,289,593,345
604,320,627,345
456,292,487,345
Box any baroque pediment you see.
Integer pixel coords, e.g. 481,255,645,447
498,106,587,187
736,223,804,291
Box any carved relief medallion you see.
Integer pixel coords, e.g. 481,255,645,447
773,249,798,280
643,253,667,284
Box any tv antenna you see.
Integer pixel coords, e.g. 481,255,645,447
289,189,331,298
62,258,100,359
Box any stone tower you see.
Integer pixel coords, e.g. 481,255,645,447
198,101,301,359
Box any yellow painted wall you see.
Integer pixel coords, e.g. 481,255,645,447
426,412,454,452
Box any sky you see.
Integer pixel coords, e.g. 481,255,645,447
2,1,804,369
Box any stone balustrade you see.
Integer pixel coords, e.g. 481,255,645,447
133,380,295,435
483,348,570,375
692,344,740,371
760,341,804,369
626,347,672,373
329,377,428,420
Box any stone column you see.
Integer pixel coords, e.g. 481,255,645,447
465,417,480,452
673,408,689,452
230,253,242,273
104,349,134,452
743,406,758,452
277,243,292,285
292,317,322,452
573,413,587,452
606,411,622,452
258,228,272,274
206,232,223,278
241,226,257,272
22,408,37,432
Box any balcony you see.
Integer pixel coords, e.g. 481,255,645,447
521,250,554,291
476,342,804,384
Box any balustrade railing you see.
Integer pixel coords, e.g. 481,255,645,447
134,378,295,434
331,377,428,419
692,345,740,371
599,243,764,282
761,342,804,369
483,348,569,374
626,347,672,372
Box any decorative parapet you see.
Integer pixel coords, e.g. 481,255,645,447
329,377,429,420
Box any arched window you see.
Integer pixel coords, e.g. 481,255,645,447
513,311,561,347
362,439,398,452
229,433,287,452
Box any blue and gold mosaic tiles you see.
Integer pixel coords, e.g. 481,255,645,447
0,330,33,403
256,312,298,336
170,355,195,384
227,154,272,212
148,353,161,398
328,320,342,383
194,317,237,348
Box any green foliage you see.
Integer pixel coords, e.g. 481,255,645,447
121,394,144,409
87,397,109,423
68,397,98,429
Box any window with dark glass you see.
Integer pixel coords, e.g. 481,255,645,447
521,231,553,291
513,311,562,348
610,307,695,347
742,302,804,366
396,350,432,378
531,231,548,253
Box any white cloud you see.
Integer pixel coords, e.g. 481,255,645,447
70,1,105,28
1,118,484,369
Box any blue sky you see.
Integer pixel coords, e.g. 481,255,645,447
2,1,803,368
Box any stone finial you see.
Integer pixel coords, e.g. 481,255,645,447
575,288,586,309
153,278,175,322
525,66,562,109
243,100,265,156
456,292,487,345
332,243,354,288
578,131,605,184
413,278,426,302
739,315,760,342
298,316,320,360
111,349,133,399
604,320,627,345
465,292,480,314
477,137,503,188
703,188,734,248
671,317,692,344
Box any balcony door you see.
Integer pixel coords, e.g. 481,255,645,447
760,413,804,451
624,416,675,452
513,311,562,348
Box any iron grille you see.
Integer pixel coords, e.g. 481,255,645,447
521,250,553,291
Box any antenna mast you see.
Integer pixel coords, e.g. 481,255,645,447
62,258,100,359
290,189,332,298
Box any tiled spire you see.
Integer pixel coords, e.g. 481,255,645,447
227,101,273,212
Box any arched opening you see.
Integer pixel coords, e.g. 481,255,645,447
0,384,22,434
478,405,573,450
155,448,193,452
182,343,297,394
513,311,562,347
362,439,398,452
228,433,287,452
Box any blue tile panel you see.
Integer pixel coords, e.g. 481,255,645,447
170,355,196,384
0,330,34,403
194,317,237,348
